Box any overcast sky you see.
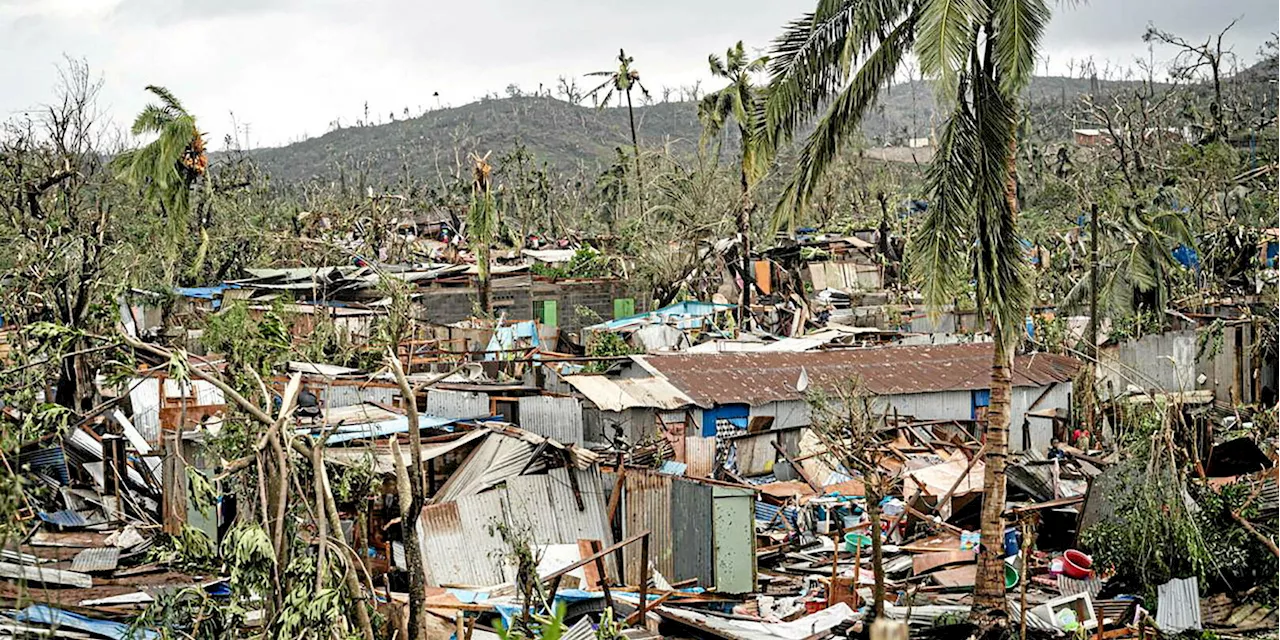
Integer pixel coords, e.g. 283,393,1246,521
1,0,1274,149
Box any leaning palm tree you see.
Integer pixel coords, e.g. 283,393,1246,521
699,41,770,328
468,152,499,316
759,0,1052,619
587,50,650,211
114,85,208,279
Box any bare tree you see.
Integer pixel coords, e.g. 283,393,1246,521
807,380,900,618
1144,19,1240,142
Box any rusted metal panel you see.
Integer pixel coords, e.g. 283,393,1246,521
517,395,584,444
684,436,717,478
639,343,1080,407
622,471,672,584
426,389,491,419
420,492,510,586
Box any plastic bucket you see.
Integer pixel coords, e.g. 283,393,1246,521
844,533,873,553
1062,549,1094,579
1004,564,1020,589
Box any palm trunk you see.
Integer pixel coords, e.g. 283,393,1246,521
973,329,1012,611
477,244,491,316
973,131,1021,615
626,89,644,212
738,144,753,332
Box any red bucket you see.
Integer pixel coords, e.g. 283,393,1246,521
1062,549,1094,579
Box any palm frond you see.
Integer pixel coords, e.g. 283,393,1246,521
908,83,978,315
968,68,1030,340
771,14,915,233
759,0,911,154
131,104,174,136
709,53,727,77
915,0,985,94
144,85,186,113
991,0,1049,94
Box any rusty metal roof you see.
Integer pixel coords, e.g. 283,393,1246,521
639,343,1080,407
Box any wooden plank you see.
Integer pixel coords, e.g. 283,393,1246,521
911,551,975,575
929,564,976,588
0,561,92,588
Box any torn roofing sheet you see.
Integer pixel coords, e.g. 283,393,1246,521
653,601,854,640
562,374,694,412
323,429,488,475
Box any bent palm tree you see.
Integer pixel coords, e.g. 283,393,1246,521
699,41,770,329
114,85,208,279
587,50,650,213
760,0,1051,618
468,152,499,316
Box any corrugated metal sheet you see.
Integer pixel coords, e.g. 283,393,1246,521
517,396,584,444
1156,577,1202,632
684,436,716,479
426,390,491,419
70,547,120,573
434,433,539,502
420,495,509,586
670,477,714,587
420,467,614,587
622,471,672,585
563,375,694,412
23,446,69,485
128,378,161,442
319,384,394,409
639,343,1081,407
38,510,88,528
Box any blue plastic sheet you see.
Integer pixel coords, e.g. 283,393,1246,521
12,604,158,640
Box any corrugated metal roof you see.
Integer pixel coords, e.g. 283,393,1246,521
562,375,694,412
639,343,1080,407
1156,577,1202,632
517,396,584,444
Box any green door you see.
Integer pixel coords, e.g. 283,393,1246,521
612,298,635,319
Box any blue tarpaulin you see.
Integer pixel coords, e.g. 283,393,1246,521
174,285,234,299
1172,244,1199,269
484,321,542,361
11,605,158,640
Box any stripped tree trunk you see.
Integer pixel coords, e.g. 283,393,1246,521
973,331,1012,611
973,130,1021,615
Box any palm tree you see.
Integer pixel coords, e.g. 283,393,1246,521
699,41,770,328
759,0,1052,618
468,152,498,316
113,85,208,279
587,50,650,214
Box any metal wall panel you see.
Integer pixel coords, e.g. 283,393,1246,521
421,467,616,587
128,378,161,442
684,436,717,479
712,486,756,594
517,395,584,444
622,471,672,584
426,389,491,419
670,477,714,587
320,384,394,409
